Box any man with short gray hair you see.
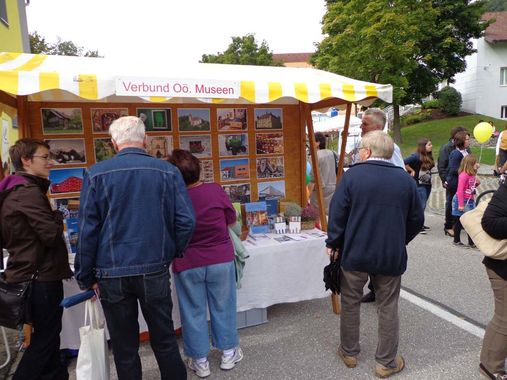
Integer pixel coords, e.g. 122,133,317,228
326,131,423,378
76,116,195,380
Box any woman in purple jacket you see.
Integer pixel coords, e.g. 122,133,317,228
168,149,243,378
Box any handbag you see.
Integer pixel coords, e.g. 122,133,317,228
76,299,110,380
0,249,37,330
323,250,341,294
460,199,507,259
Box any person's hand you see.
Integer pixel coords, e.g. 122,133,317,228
326,248,334,257
91,283,100,301
476,179,481,186
443,181,448,189
458,207,464,212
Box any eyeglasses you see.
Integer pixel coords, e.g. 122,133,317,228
358,147,369,151
32,155,51,161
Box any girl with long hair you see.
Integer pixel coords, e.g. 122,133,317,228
404,138,435,234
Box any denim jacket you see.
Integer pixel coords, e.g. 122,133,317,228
75,148,195,289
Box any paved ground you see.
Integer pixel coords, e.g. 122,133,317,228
1,165,503,379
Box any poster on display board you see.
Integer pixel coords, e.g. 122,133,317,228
257,180,285,201
220,158,249,181
217,108,247,131
256,157,284,179
218,134,249,157
222,183,251,203
46,139,87,165
255,133,284,155
199,160,214,183
179,135,212,158
91,108,128,133
177,109,210,132
254,108,283,130
49,168,85,195
41,108,83,135
136,108,172,131
146,136,173,159
94,138,116,162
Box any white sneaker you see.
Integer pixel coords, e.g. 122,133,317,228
187,358,211,378
220,347,244,370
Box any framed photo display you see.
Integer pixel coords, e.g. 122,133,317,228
136,108,172,131
41,108,83,135
218,134,248,157
146,136,173,159
94,138,116,162
257,180,286,201
199,160,214,183
219,158,249,181
255,133,284,155
179,135,212,158
49,168,85,195
46,139,86,165
91,108,128,133
256,156,284,179
217,108,247,131
222,183,251,203
254,108,283,130
177,108,211,132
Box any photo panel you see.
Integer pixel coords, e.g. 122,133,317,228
256,156,284,179
254,108,283,130
222,183,251,203
53,198,80,219
217,108,247,131
255,132,284,155
136,108,172,131
49,168,85,195
218,134,249,157
91,108,128,133
177,108,211,132
46,138,86,165
94,138,116,162
179,135,212,158
220,158,250,181
146,136,173,159
199,160,214,183
41,108,83,135
257,180,286,201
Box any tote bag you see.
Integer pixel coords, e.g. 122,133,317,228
76,299,110,380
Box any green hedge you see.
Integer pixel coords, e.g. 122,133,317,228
401,109,433,126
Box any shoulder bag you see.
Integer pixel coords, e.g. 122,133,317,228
460,199,507,260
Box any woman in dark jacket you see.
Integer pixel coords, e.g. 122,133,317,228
479,183,507,379
445,131,471,236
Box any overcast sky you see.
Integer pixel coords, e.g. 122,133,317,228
26,0,326,63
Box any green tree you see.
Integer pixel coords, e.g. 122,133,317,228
484,0,507,11
312,0,487,144
201,34,282,66
29,31,100,57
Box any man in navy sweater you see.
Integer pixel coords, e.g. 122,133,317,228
326,131,423,378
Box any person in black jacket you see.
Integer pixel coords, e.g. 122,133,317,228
0,139,72,380
437,126,468,237
326,131,423,378
479,184,507,379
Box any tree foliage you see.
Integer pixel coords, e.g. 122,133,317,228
436,86,462,115
484,0,507,11
312,0,488,143
29,31,100,57
200,34,282,66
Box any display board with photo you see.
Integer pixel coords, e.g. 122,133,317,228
199,160,214,183
255,133,284,155
41,108,83,135
219,158,250,181
256,156,284,179
254,108,283,130
257,180,286,201
49,168,85,195
177,108,211,132
91,108,128,133
218,134,249,157
94,138,116,162
136,108,172,131
217,108,247,131
46,139,86,165
222,183,251,203
52,198,80,219
179,135,212,158
146,136,173,159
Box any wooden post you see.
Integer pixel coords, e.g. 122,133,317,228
16,96,29,138
336,103,352,184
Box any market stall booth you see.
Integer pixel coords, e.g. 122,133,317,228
0,52,392,345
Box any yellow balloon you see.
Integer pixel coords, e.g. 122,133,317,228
473,122,493,144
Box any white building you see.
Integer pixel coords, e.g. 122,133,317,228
452,12,507,121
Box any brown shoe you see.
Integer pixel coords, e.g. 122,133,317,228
375,356,405,378
338,347,357,368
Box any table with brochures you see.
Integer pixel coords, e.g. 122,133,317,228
60,229,330,349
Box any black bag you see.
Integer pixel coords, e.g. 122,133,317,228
0,274,32,330
323,250,341,294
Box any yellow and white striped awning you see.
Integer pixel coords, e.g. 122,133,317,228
0,52,392,105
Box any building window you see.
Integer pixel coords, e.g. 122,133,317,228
501,67,507,86
0,0,7,26
502,106,507,119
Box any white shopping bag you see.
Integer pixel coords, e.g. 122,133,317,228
76,299,110,380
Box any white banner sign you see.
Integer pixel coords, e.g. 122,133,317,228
115,77,240,99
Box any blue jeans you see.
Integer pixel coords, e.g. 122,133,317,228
98,269,186,380
417,185,431,211
175,261,239,358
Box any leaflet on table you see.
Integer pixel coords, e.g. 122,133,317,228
245,201,269,234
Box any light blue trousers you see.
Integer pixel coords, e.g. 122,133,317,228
174,261,239,358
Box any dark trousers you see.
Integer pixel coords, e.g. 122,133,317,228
445,188,456,230
453,219,473,245
98,269,186,380
13,280,68,380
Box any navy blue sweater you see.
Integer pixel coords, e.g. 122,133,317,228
326,160,424,276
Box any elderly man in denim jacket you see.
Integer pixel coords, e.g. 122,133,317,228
75,116,195,380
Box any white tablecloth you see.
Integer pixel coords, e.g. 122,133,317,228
60,230,329,349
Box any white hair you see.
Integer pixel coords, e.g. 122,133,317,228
360,131,394,159
364,108,386,130
109,116,145,145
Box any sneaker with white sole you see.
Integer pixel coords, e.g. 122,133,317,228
220,347,244,370
187,358,211,378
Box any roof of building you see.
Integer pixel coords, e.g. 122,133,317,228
483,12,507,43
272,52,313,63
